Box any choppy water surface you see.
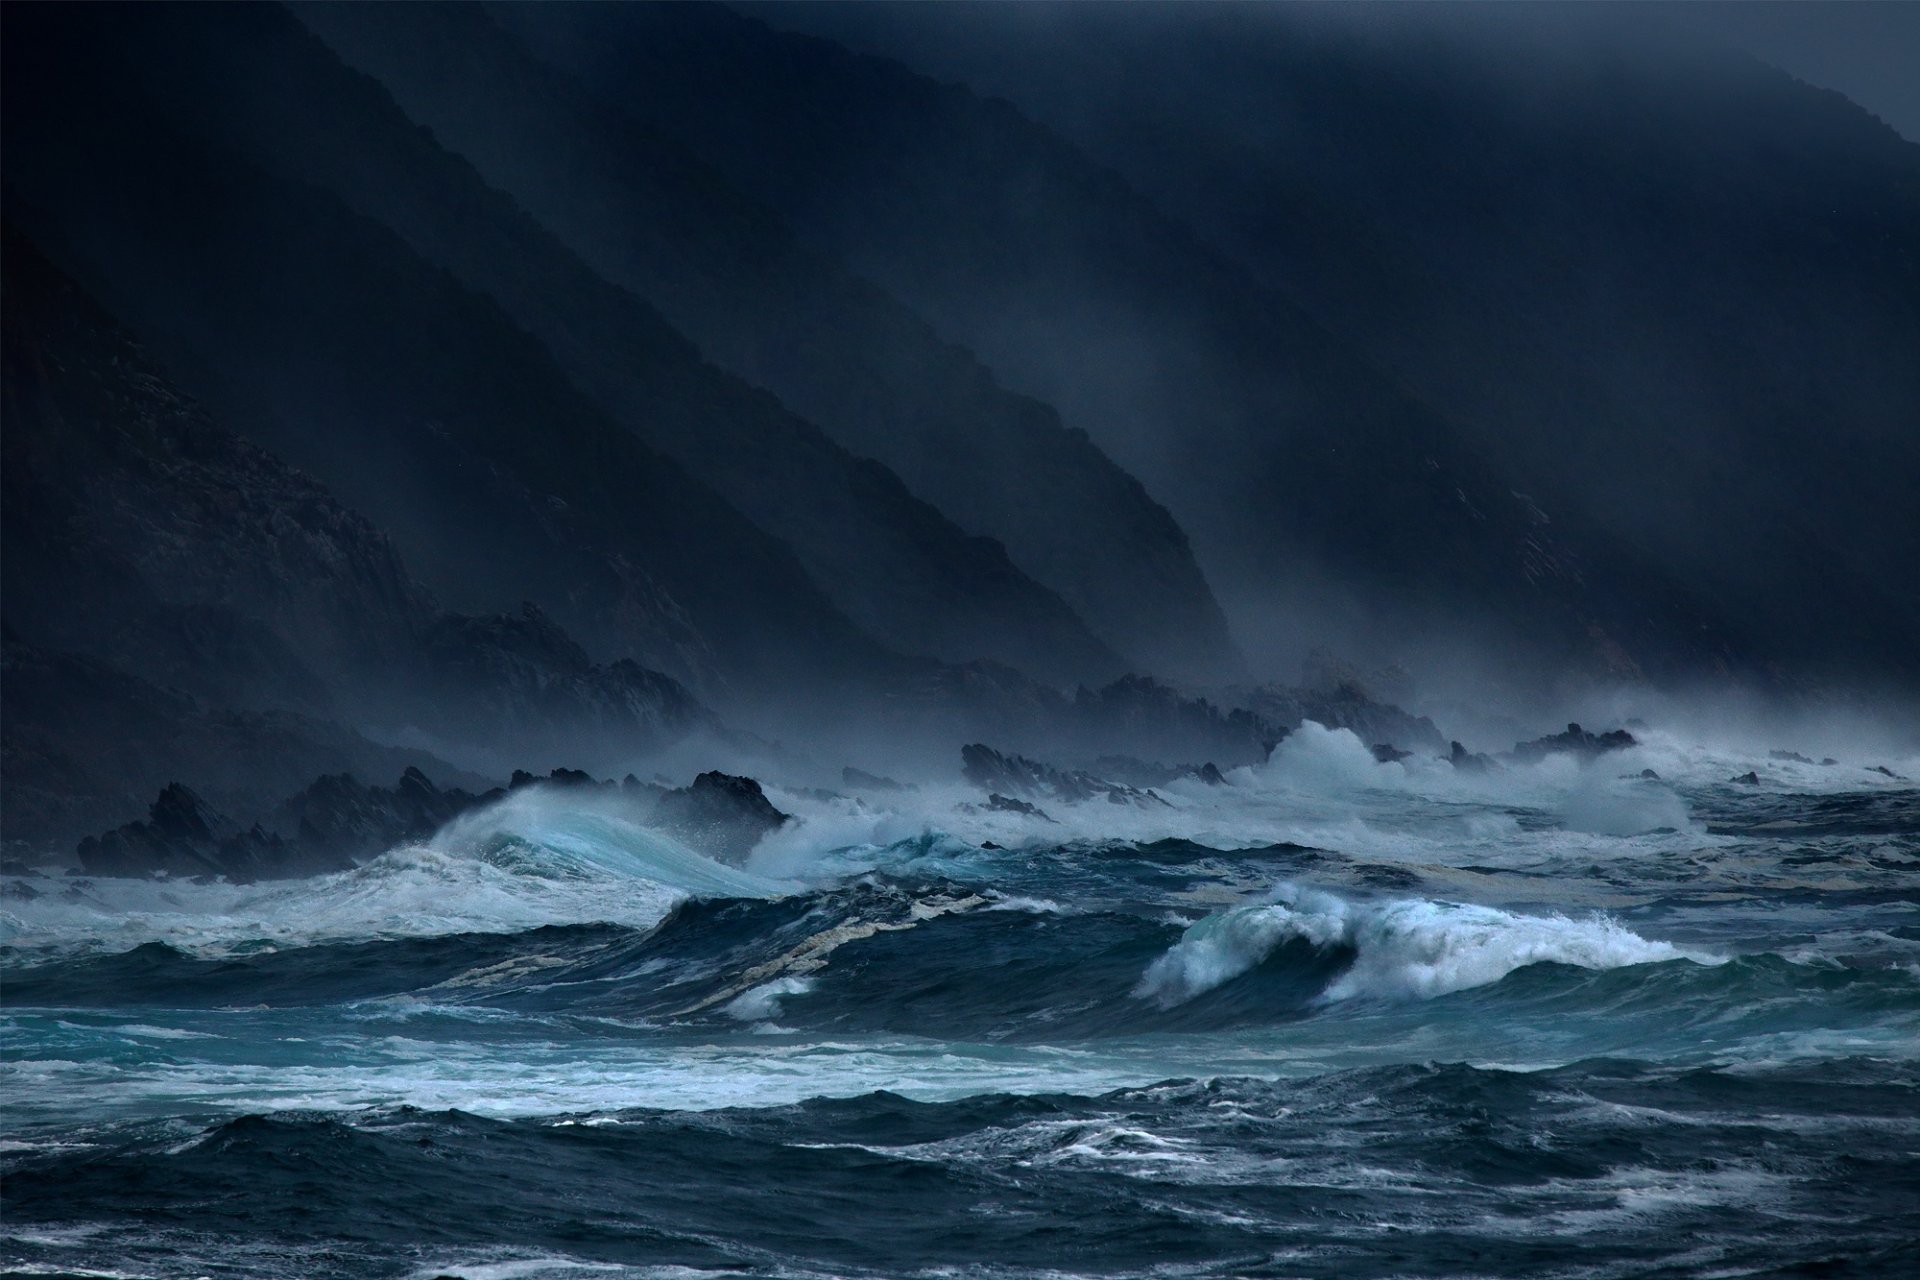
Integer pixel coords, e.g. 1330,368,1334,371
5,728,1918,1278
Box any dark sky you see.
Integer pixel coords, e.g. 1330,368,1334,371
1651,1,1920,142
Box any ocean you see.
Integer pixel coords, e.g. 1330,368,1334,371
4,724,1917,1279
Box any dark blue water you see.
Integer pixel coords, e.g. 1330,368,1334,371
5,728,1917,1278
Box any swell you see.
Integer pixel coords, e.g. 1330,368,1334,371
8,879,1915,1043
5,1059,1916,1280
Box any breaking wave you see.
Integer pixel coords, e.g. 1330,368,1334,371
0,788,788,958
1137,885,1706,1007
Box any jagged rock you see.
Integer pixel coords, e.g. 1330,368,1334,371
1,634,483,858
1510,723,1638,764
69,760,805,879
1731,771,1761,785
1447,740,1496,774
650,771,790,863
1370,743,1413,764
621,774,668,805
76,784,322,882
507,766,614,793
1092,755,1227,789
1769,750,1816,765
984,794,1055,822
961,743,1166,808
269,767,490,868
1869,765,1909,780
842,767,913,793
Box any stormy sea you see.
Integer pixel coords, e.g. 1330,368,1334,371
5,728,1916,1280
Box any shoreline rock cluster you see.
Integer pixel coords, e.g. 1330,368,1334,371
65,766,791,883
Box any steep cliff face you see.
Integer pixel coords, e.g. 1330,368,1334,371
297,0,1238,683
16,1,1125,689
1,226,434,715
500,1,1760,690
0,229,727,849
754,2,1920,690
3,5,875,703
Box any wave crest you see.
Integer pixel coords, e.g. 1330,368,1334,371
1137,885,1701,1008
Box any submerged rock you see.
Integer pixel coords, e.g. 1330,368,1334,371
1370,743,1413,764
1510,723,1638,763
1868,765,1909,780
1769,750,1816,765
650,771,790,863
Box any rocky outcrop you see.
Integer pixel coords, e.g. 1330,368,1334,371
983,794,1055,822
269,768,492,868
649,772,791,863
1770,751,1839,767
1,636,486,858
1510,723,1638,764
78,785,324,882
961,744,1166,808
1447,741,1497,774
73,766,496,881
63,760,803,878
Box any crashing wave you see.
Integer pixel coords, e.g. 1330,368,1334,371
1137,884,1705,1008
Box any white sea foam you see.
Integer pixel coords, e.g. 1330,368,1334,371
1137,884,1704,1008
0,788,788,956
723,975,816,1022
742,721,1708,886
